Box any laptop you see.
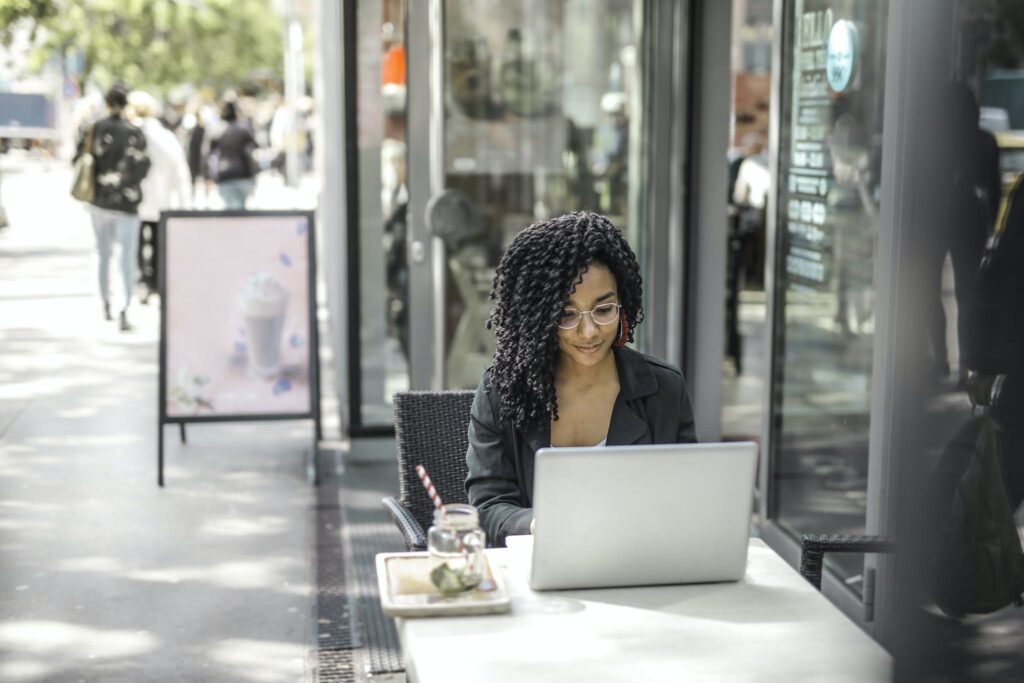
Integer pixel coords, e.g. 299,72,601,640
529,441,758,591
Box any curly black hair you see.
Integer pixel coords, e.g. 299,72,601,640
486,211,644,430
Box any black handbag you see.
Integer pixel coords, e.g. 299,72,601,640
928,376,1024,616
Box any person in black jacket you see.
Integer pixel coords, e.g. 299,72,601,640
465,212,697,547
967,175,1024,510
208,101,258,209
74,85,151,330
186,112,206,188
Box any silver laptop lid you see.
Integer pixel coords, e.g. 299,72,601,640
529,442,758,591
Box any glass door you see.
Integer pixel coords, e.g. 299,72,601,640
347,0,412,431
406,0,649,391
766,0,889,591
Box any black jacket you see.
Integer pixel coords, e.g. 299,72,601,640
465,346,698,547
75,114,151,214
209,123,258,182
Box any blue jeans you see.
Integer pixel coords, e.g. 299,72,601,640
217,178,255,210
89,206,140,310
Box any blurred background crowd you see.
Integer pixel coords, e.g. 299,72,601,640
0,0,315,193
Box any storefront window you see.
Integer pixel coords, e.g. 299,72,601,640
769,0,888,588
955,5,1024,515
439,0,644,389
722,0,773,447
920,1,1024,672
354,0,410,427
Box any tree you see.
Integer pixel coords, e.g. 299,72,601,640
0,0,285,95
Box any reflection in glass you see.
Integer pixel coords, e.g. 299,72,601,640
439,0,643,389
913,2,1024,674
722,0,774,449
770,0,888,588
356,0,411,426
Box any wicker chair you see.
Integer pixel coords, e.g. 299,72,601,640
382,390,476,551
799,534,895,590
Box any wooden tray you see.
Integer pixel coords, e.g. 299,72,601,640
375,551,511,618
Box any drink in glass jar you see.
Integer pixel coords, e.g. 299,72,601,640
427,504,486,595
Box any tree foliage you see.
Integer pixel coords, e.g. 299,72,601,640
0,0,285,95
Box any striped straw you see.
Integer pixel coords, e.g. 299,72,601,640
415,464,444,510
417,465,467,555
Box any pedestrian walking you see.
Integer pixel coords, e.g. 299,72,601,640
208,101,258,210
0,166,8,229
128,91,193,303
185,106,207,193
73,85,152,331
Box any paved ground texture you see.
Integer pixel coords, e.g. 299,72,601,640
0,155,323,682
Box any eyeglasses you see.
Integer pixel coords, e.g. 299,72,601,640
557,303,621,330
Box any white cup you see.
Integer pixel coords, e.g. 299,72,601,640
241,273,289,379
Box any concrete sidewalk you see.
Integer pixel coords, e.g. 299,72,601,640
0,157,320,682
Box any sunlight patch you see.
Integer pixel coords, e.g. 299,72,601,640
0,620,158,658
126,558,304,591
0,500,61,512
200,516,289,537
0,659,51,682
55,407,99,419
57,556,126,572
27,434,141,447
207,639,306,682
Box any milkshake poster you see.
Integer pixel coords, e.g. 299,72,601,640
162,213,314,418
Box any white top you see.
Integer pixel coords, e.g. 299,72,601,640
549,437,606,448
136,117,192,222
397,537,892,683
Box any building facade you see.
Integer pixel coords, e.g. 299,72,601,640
314,0,1024,661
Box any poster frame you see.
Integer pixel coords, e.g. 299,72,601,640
156,209,321,486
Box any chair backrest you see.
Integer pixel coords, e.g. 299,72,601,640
393,390,476,534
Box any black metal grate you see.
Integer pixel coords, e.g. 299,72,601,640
315,452,408,681
341,484,406,675
314,455,358,683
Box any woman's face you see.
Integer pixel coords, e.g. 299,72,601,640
556,263,620,372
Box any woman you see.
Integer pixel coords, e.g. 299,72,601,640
208,101,258,209
466,211,697,547
74,85,151,331
128,91,193,303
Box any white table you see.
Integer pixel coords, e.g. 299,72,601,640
397,537,892,682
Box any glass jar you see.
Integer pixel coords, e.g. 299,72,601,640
427,504,487,595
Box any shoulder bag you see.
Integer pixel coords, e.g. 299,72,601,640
71,125,96,202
